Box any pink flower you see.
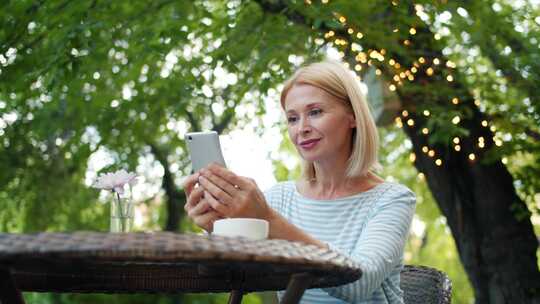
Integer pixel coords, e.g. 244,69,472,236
92,170,137,194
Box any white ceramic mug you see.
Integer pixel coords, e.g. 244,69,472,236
212,218,269,240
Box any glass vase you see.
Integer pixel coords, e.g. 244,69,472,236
110,193,134,233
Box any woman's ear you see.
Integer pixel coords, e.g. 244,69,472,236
348,114,356,129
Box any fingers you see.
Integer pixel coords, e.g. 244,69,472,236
198,175,233,205
185,185,204,212
204,190,229,215
199,169,238,197
186,198,211,217
205,164,252,190
193,210,223,233
182,173,200,196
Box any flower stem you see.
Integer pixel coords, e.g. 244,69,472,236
116,191,125,232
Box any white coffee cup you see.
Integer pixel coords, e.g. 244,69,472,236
212,218,269,240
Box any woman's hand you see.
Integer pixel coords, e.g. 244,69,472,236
182,172,223,232
197,163,272,221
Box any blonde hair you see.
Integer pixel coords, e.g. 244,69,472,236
280,60,380,179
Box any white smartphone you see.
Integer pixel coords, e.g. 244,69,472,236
185,131,227,173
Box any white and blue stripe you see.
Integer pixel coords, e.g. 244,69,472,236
264,181,416,304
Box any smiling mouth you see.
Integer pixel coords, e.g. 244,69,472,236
299,138,321,149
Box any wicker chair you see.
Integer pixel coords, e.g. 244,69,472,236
400,265,452,304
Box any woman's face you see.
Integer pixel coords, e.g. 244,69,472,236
284,84,356,164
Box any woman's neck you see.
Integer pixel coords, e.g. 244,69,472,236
299,159,380,200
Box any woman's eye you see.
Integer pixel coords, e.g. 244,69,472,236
287,116,298,124
309,109,322,116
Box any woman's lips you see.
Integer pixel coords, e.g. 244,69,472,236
299,138,321,149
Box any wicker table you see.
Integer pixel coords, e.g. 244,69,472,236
0,232,362,304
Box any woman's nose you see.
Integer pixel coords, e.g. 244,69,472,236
299,116,312,133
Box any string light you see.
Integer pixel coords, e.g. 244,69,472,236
418,172,425,180
409,153,416,162
402,110,409,117
395,117,403,128
502,157,508,164
322,0,329,4
312,10,502,163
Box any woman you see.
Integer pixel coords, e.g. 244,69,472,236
183,60,416,303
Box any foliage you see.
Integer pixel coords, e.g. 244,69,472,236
1,0,539,303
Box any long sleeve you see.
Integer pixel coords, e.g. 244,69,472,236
322,185,416,302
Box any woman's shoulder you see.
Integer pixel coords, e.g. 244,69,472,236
374,181,416,205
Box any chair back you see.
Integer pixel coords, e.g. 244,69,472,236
400,265,452,304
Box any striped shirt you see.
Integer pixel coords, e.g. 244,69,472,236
264,181,416,304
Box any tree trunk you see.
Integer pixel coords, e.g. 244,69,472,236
149,144,185,232
254,1,540,303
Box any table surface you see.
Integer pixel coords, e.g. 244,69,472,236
0,232,362,294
